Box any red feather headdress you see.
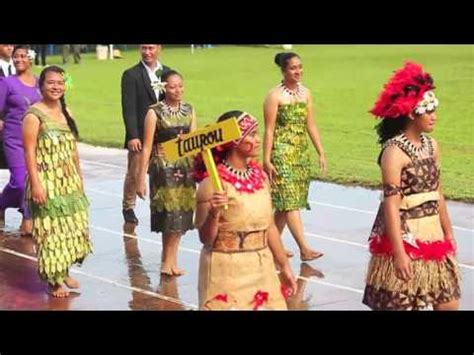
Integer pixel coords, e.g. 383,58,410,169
370,61,436,119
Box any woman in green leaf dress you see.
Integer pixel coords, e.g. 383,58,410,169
263,52,327,261
23,66,92,298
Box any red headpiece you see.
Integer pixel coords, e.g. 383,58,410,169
193,112,259,183
370,61,436,119
215,112,258,152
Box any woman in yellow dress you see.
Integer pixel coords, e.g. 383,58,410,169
194,111,297,310
23,66,92,298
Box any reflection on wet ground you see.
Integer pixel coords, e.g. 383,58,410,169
1,144,472,310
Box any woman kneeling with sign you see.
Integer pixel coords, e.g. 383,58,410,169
194,111,297,310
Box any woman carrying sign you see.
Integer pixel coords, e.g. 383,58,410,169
137,70,197,276
194,111,297,310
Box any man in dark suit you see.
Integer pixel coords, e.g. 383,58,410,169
121,44,170,225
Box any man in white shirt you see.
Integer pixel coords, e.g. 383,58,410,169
0,44,15,78
0,44,15,169
120,44,171,225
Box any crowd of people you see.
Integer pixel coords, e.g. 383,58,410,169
0,44,461,310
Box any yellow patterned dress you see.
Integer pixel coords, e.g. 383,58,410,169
26,107,92,286
271,83,311,211
148,101,196,234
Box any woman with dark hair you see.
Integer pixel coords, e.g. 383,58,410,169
136,70,196,276
195,111,297,310
23,65,92,298
363,62,461,310
0,45,41,234
263,52,327,261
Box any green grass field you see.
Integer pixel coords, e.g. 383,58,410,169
33,45,474,201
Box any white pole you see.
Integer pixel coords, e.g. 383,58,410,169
109,44,114,60
191,44,195,54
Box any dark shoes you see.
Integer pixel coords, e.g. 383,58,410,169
0,208,5,229
122,209,139,225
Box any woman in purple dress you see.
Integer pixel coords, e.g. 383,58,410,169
0,45,41,234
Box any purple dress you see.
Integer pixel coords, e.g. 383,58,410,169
0,76,41,218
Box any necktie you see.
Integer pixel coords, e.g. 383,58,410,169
7,64,13,76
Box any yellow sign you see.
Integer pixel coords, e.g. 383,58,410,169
162,118,241,162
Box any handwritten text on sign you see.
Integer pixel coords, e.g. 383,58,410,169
162,118,241,162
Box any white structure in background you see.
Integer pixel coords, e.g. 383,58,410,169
96,45,114,60
191,44,293,54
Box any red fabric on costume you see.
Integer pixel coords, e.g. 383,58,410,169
369,236,455,261
280,285,291,300
252,290,269,310
213,293,228,303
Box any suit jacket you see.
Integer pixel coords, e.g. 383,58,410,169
121,62,171,148
0,63,13,78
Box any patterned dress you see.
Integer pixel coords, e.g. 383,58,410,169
26,107,92,285
148,101,196,234
271,83,311,211
363,134,461,310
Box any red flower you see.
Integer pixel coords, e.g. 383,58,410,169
281,285,291,300
213,293,228,303
252,290,269,310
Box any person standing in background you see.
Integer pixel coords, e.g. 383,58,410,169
121,44,171,226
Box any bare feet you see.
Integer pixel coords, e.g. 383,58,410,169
20,218,33,236
300,249,324,261
160,264,173,276
49,284,70,298
300,263,324,278
161,264,185,277
170,266,185,276
64,277,80,289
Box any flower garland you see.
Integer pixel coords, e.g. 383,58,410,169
218,160,266,193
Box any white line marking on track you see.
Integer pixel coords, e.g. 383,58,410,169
309,200,473,233
91,223,474,271
80,157,474,233
80,170,474,233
